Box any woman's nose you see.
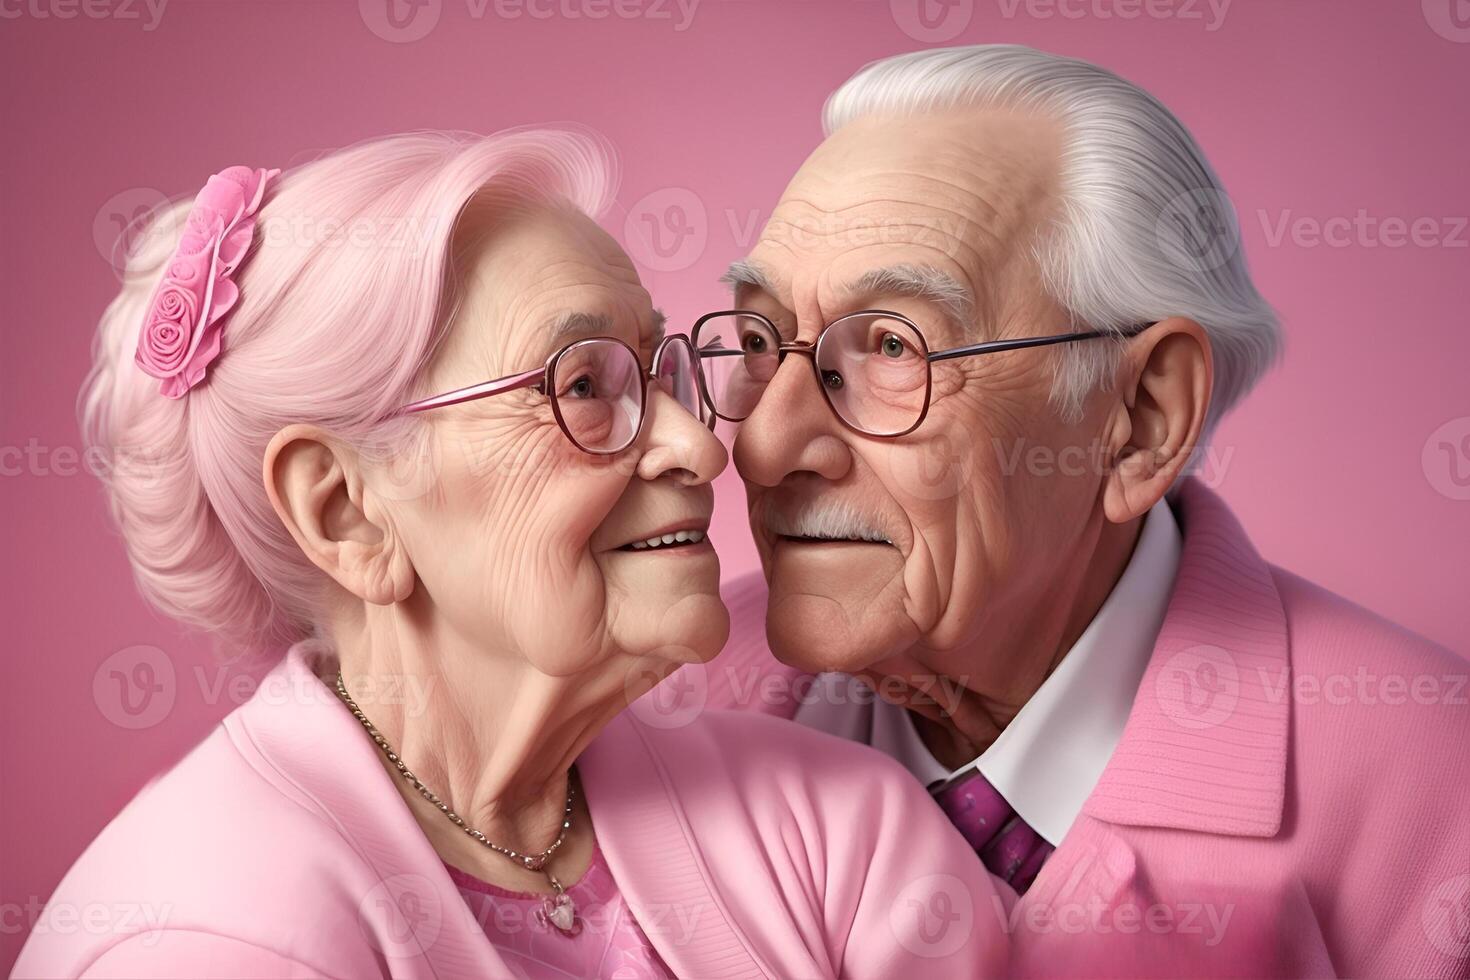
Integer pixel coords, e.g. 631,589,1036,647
635,385,728,486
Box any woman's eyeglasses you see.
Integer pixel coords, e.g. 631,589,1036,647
393,334,711,455
692,309,1150,438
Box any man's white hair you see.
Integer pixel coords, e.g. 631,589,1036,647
824,44,1280,434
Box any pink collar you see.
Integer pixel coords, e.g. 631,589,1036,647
1082,478,1290,837
226,644,509,976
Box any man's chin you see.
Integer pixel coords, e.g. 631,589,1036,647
764,549,914,673
768,625,873,673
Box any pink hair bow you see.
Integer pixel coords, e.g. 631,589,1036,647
134,166,280,399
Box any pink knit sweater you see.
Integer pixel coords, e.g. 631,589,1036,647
15,643,1008,977
701,480,1470,977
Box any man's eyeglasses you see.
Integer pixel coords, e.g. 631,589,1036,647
393,334,711,455
692,310,1150,438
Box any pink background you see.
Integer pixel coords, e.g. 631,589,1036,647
3,0,1467,969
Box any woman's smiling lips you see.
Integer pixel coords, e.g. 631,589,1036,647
613,522,712,554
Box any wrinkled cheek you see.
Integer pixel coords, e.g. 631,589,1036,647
866,440,986,638
450,423,629,550
404,425,633,668
900,540,944,634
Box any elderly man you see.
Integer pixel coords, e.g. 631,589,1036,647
685,45,1469,976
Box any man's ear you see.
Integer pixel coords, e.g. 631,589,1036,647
262,424,416,606
1102,317,1213,524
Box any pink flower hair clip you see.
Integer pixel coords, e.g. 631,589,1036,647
134,166,280,399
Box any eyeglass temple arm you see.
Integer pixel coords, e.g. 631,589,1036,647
695,345,818,362
927,323,1155,363
393,365,546,417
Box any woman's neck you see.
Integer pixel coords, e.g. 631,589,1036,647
327,602,621,891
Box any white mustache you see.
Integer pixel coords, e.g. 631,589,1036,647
763,500,893,544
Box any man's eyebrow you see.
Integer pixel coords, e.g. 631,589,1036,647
723,260,975,330
838,265,975,329
720,259,776,296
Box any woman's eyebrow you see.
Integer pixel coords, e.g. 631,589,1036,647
544,309,666,348
546,311,614,341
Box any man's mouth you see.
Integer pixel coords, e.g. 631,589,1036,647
778,532,893,545
763,500,894,547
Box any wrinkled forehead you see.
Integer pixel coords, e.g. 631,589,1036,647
433,198,659,385
744,109,1063,322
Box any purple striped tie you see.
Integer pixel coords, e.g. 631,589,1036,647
930,767,1055,894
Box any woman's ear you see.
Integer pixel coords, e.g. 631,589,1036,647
1102,317,1213,524
262,424,416,606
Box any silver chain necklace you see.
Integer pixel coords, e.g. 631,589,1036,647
334,671,582,936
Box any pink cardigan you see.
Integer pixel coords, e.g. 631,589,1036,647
704,480,1470,977
14,644,1007,978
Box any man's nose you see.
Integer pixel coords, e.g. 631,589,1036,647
732,353,852,487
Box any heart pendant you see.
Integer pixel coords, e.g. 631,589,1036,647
538,893,581,937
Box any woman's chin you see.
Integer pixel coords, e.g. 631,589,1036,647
602,540,722,617
613,590,730,668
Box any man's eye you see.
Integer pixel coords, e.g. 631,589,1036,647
569,376,595,398
742,334,768,354
880,333,906,358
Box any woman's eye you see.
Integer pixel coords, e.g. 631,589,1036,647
742,334,768,354
569,375,595,398
880,333,907,358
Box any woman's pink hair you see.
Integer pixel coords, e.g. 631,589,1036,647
80,129,616,652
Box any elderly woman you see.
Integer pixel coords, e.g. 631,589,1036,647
15,131,1005,978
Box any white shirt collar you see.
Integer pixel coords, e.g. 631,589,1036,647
867,499,1182,846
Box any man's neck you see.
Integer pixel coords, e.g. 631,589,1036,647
911,510,1147,771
